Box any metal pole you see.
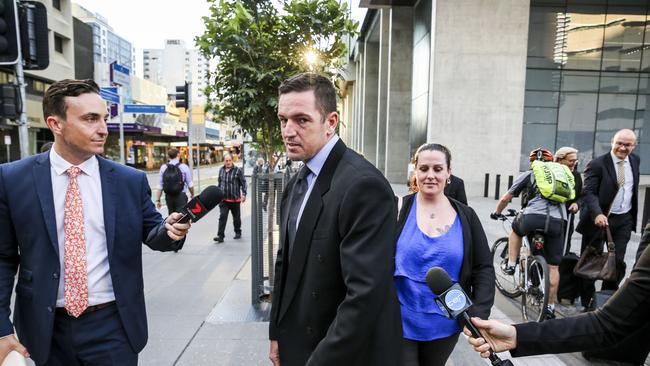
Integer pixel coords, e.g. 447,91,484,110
5,145,9,162
494,174,501,200
187,81,193,175
14,24,29,159
118,86,125,164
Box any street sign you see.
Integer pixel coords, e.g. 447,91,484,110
123,104,166,114
4,136,10,145
100,88,120,104
110,62,130,86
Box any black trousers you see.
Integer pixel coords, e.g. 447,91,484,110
43,304,136,366
217,201,241,238
400,333,459,366
580,212,634,308
165,192,188,215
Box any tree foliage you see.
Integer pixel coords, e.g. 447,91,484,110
197,0,356,166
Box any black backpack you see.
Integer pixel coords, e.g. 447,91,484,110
162,163,184,195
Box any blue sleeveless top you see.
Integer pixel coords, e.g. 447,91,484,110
394,195,464,341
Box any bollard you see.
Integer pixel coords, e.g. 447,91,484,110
484,173,490,198
494,174,501,200
508,175,514,189
641,187,650,230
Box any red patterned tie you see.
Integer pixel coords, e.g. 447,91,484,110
63,166,88,317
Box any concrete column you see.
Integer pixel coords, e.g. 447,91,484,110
375,9,390,174
362,19,380,165
385,7,414,183
354,57,363,151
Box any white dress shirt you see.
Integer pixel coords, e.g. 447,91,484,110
609,151,633,215
50,147,115,307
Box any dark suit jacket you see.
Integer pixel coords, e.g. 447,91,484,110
444,175,468,205
576,152,640,234
397,194,495,319
269,140,402,366
511,237,650,357
0,153,181,364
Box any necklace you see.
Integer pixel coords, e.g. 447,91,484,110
429,213,435,219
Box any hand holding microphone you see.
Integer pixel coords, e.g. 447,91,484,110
463,318,517,359
426,266,514,366
149,186,224,249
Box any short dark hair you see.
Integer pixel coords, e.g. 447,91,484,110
278,73,337,119
168,148,179,159
43,79,100,120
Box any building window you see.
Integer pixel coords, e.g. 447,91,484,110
52,0,61,10
54,35,63,53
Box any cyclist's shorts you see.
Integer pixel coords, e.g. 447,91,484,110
511,213,565,265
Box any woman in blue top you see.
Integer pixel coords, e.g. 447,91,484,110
395,143,495,365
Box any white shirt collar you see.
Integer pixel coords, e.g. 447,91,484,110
610,151,629,165
49,145,99,177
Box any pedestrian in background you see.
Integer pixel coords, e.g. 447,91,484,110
155,148,194,215
395,143,494,366
214,153,246,243
0,79,191,366
554,146,582,253
577,129,640,309
269,73,402,366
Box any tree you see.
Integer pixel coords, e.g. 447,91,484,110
196,0,356,170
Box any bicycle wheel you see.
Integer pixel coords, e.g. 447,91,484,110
521,255,550,322
492,237,521,298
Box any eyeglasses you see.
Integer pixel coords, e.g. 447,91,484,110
614,141,636,148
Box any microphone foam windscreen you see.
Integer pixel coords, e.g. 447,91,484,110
198,186,224,211
426,266,453,295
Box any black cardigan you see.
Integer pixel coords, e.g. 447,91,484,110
396,194,495,319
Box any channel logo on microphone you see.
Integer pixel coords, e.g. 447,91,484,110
444,289,467,312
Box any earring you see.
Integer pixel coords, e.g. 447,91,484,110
446,178,451,185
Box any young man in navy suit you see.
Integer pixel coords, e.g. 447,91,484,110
0,79,191,365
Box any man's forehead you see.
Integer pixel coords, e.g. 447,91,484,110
65,93,108,113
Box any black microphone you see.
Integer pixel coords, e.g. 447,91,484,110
174,185,224,224
426,267,514,366
148,186,224,250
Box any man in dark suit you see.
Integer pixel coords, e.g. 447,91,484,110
0,79,190,365
576,129,640,308
444,174,467,205
268,73,402,366
465,219,650,363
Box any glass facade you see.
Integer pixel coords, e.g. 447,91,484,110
523,0,650,173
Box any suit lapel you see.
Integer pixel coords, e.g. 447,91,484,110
33,153,59,256
278,139,347,322
98,157,116,261
603,153,617,189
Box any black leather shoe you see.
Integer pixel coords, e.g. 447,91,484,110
213,236,224,243
234,233,242,239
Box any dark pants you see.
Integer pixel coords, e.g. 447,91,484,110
217,201,241,238
165,192,188,215
580,212,634,308
43,304,137,366
400,334,459,366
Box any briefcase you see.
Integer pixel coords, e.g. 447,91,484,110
574,227,617,282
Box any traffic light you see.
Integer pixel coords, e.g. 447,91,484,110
0,83,20,118
0,0,19,65
19,1,48,70
175,82,189,109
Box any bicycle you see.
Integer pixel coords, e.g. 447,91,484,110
490,210,550,322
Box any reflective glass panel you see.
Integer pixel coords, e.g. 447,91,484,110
528,6,566,68
565,5,607,70
561,70,600,91
526,69,562,91
600,72,640,93
602,6,646,71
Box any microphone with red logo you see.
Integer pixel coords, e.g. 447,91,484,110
174,185,224,224
147,185,224,250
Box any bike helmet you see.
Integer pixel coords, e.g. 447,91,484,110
529,148,554,162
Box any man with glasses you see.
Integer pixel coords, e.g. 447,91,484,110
577,129,640,310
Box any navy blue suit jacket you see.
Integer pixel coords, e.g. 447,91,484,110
0,153,180,364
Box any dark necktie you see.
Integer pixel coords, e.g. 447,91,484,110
287,166,311,260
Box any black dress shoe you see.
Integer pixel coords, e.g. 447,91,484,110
213,236,224,243
234,233,242,239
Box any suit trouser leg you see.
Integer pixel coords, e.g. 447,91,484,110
601,213,633,291
217,202,230,238
232,202,241,235
165,193,188,215
42,305,137,366
579,230,598,308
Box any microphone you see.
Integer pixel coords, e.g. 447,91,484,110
426,267,514,366
174,185,224,224
148,186,224,250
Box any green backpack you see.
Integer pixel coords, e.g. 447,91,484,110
530,160,576,203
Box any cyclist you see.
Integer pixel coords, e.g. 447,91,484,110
492,148,570,320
